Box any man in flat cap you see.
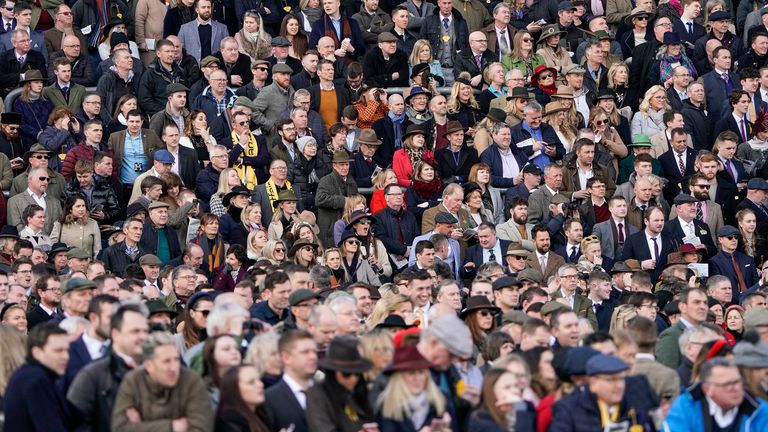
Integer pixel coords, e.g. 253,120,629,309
148,83,190,139
662,193,717,258
138,201,181,266
253,63,295,137
710,225,759,301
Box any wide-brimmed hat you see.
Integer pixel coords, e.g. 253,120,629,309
459,295,501,319
0,225,19,239
272,189,298,207
531,65,558,88
48,242,72,256
376,315,416,330
442,120,466,138
223,185,251,207
345,210,377,230
288,238,319,258
383,345,433,374
331,149,354,163
544,101,569,116
538,24,566,44
356,128,381,146
23,143,53,160
337,230,359,247
403,124,426,140
486,108,507,123
20,70,44,85
663,32,683,45
318,336,373,374
507,86,533,101
553,85,575,99
103,17,125,36
624,7,653,24
405,86,433,104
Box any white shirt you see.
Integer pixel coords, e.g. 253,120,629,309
535,251,549,269
495,26,510,54
612,217,627,240
81,332,108,360
498,147,520,178
27,188,46,209
576,164,593,191
706,395,739,428
282,373,313,410
559,288,575,309
644,230,661,260
483,241,503,264
676,217,696,238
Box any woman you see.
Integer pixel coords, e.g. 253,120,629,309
589,106,628,173
631,85,670,137
447,74,483,131
345,211,391,279
406,160,443,224
609,304,637,333
333,195,367,246
535,26,573,77
203,334,243,411
543,101,577,153
462,183,494,228
473,107,507,156
468,163,503,223
292,220,323,255
0,303,27,333
288,238,318,269
98,19,140,60
620,8,652,60
298,0,323,33
481,332,515,367
261,240,287,264
51,194,101,258
210,168,244,217
246,229,268,260
291,136,330,213
376,345,450,431
709,298,725,325
243,331,282,388
367,294,415,329
478,63,507,113
724,305,744,342
193,213,226,276
19,204,51,251
235,11,272,61
0,325,26,410
435,120,480,182
323,247,347,291
738,110,768,178
576,236,610,273
408,39,445,87
220,186,251,247
461,296,500,361
649,32,697,87
530,65,558,106
38,107,79,170
393,125,433,188
243,203,266,236
520,347,557,403
704,0,736,34
468,368,536,432
215,365,274,432
267,190,300,241
370,169,398,215
307,336,376,432
324,123,349,159
14,70,53,148
595,89,632,145
606,62,631,113
359,331,394,383
501,31,545,78
354,86,389,130
106,94,140,135
181,110,218,166
176,292,213,357
551,85,585,130
279,13,308,59
338,230,381,286
213,245,249,292
737,208,767,265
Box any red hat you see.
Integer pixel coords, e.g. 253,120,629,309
531,65,558,88
383,345,433,374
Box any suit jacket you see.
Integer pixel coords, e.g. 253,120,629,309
0,48,47,95
551,289,598,330
592,218,639,261
452,49,496,83
631,357,681,401
0,29,48,63
462,239,512,277
264,378,309,432
666,86,687,111
7,191,62,235
372,115,398,168
177,19,228,62
26,304,54,330
62,336,96,391
703,69,742,124
478,143,529,188
669,199,725,244
716,157,748,225
434,145,479,183
214,51,254,88
408,231,462,280
656,320,687,369
527,186,562,225
662,217,717,258
495,220,534,245
658,146,697,203
148,145,200,190
592,298,618,332
713,114,752,143
709,250,759,303
525,251,566,281
673,18,707,51
421,203,471,234
106,129,164,183
481,23,517,57
620,231,675,281
555,244,582,264
42,82,86,112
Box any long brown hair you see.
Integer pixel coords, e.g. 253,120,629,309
464,309,497,345
217,366,272,432
476,368,511,426
280,14,308,58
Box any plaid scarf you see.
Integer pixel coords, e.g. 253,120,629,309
659,52,696,83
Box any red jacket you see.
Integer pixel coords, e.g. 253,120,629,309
61,142,115,181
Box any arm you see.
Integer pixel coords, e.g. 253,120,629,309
251,91,270,130
134,0,148,48
0,154,11,190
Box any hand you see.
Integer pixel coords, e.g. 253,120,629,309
641,259,656,270
138,42,148,51
171,417,189,432
688,275,697,287
91,210,105,220
392,72,399,80
231,74,243,86
70,118,80,131
125,407,142,423
466,127,476,137
263,7,271,14
238,131,250,145
572,190,589,199
10,160,23,170
198,127,211,142
470,75,482,87
459,384,481,406
341,39,353,52
550,203,564,216
513,173,523,185
543,145,556,156
450,228,464,240
334,48,347,57
526,22,541,32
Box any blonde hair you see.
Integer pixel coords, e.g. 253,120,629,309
483,62,504,86
376,369,446,421
0,326,25,394
447,72,479,113
543,106,577,142
247,229,267,260
609,304,637,333
261,240,286,263
341,195,368,223
244,330,282,376
367,294,414,329
215,168,239,198
359,331,394,380
409,39,433,66
241,202,261,227
373,168,397,190
607,62,629,89
638,85,671,116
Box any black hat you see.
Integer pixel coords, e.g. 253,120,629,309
103,17,125,36
462,182,482,199
717,225,741,237
0,225,18,239
486,108,507,124
492,276,522,291
402,124,426,140
0,112,21,124
507,86,532,101
223,186,251,207
459,295,501,319
375,315,416,329
595,89,618,102
318,336,373,373
337,230,359,247
405,86,433,105
48,242,72,256
434,212,458,225
662,32,683,45
521,163,542,175
410,63,430,78
110,31,130,49
345,210,376,230
673,193,698,205
126,201,148,218
287,238,319,258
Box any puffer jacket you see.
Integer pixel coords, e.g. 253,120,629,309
137,58,188,116
663,383,768,432
289,151,330,213
38,126,79,172
63,176,121,224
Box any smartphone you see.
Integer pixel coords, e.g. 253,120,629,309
92,204,104,212
537,19,547,25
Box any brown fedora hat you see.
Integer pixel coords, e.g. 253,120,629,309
331,149,354,163
442,120,466,138
19,69,44,84
318,336,373,374
553,85,575,99
402,124,427,140
544,101,569,116
356,128,382,146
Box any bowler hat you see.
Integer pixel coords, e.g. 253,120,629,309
486,108,507,123
318,336,373,373
0,225,19,239
0,112,21,124
508,86,533,100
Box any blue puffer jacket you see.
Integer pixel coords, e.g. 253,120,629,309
663,383,768,432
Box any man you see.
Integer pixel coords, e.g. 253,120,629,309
647,110,690,159
43,4,86,53
656,287,708,368
3,323,74,431
26,274,61,329
251,271,292,325
0,0,14,34
452,31,496,88
194,144,228,203
735,177,768,237
374,184,419,270
107,110,163,196
309,59,352,129
682,81,713,151
351,0,390,50
587,271,617,331
555,219,584,263
161,128,198,193
190,69,237,138
307,305,337,350
351,129,382,188
627,15,672,109
662,193,717,257
504,163,542,209
673,0,707,50
388,5,417,53
316,150,358,247
0,3,47,62
493,276,523,314
348,283,374,321
502,243,529,277
250,158,301,227
666,66,694,111
111,331,213,431
481,2,516,57
421,183,469,234
561,139,616,200
550,307,580,349
137,39,188,117
593,196,639,262
703,47,742,124
709,225,759,302
526,224,566,280
659,127,697,202
496,197,534,244
237,59,269,99
0,28,46,96
264,330,317,432
408,240,436,271
253,63,295,135
462,222,512,277
372,93,405,167
714,131,747,225
309,0,365,60
528,163,565,224
101,218,145,277
624,175,656,229
290,50,320,90
713,90,754,143
582,40,608,94
43,57,85,111
138,201,181,265
266,36,303,80
67,304,149,432
227,110,270,189
621,206,675,281
480,122,529,188
705,275,734,307
128,149,174,204
694,10,743,75
176,0,228,62
214,37,252,88
7,166,62,236
96,48,139,115
361,32,408,87
408,212,461,273
551,264,598,329
0,112,23,173
421,0,469,82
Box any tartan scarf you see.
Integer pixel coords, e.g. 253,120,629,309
659,52,696,83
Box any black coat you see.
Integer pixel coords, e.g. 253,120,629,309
420,8,470,66
138,221,182,261
26,304,54,330
195,164,222,202
66,351,133,432
3,359,77,431
362,48,409,87
63,176,121,224
681,99,713,152
290,68,320,90
264,379,308,432
137,59,189,116
372,115,401,167
626,39,661,110
215,51,255,88
658,146,697,204
716,157,748,225
452,49,496,86
434,145,479,183
148,145,200,190
373,206,419,256
0,48,47,96
549,385,656,432
351,151,380,188
290,152,331,212
100,241,148,277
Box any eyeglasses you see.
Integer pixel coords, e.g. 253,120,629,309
176,274,197,280
282,127,296,132
32,154,50,160
57,11,72,15
275,248,286,252
3,6,13,10
655,21,672,27
560,274,579,279
510,255,526,260
386,192,403,196
471,39,488,43
38,176,50,182
194,309,211,316
708,379,743,389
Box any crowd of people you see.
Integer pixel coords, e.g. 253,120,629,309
2,0,768,430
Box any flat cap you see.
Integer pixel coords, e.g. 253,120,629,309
165,83,189,96
541,301,569,316
153,149,175,164
66,247,90,260
378,32,397,43
717,225,740,237
504,243,529,257
586,354,629,376
564,64,586,75
709,10,730,21
609,261,633,274
733,341,768,368
271,36,292,47
200,55,220,67
492,276,522,291
428,314,473,359
434,212,458,224
139,254,162,266
522,163,542,175
148,200,170,210
63,277,96,294
145,299,178,318
673,193,698,205
558,1,576,10
252,59,270,68
747,178,768,190
744,308,768,328
518,268,543,283
501,310,529,325
289,288,322,306
272,63,293,74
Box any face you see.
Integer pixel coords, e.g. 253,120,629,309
704,366,744,411
649,90,667,110
12,30,30,54
680,290,709,323
534,230,550,254
32,334,70,375
2,306,26,331
714,50,732,71
269,281,292,311
553,311,580,347
113,311,149,358
718,140,737,159
739,212,756,233
196,0,212,20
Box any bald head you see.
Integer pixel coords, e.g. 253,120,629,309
317,36,336,56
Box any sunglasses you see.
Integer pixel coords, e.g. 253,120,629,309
195,309,211,317
237,121,249,126
38,176,50,182
356,220,371,225
32,154,50,160
346,239,360,245
478,310,494,317
539,73,553,80
522,38,533,42
301,246,315,252
722,235,738,240
275,248,286,252
511,255,526,260
340,372,361,378
255,67,268,72
636,15,649,20
594,119,607,126
694,184,711,189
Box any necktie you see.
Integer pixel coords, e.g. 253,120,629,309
740,119,748,143
18,55,24,67
569,246,578,262
651,237,659,261
749,101,757,122
687,22,693,36
730,253,748,292
5,22,10,32
475,54,482,70
725,159,736,181
499,29,509,54
723,73,733,93
62,86,69,102
640,204,647,213
618,222,625,244
365,156,372,163
696,202,704,221
488,249,496,262
677,153,686,176
539,255,547,271
443,17,449,29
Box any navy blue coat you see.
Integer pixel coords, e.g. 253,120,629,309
138,221,182,261
735,198,768,238
702,70,741,124
709,250,759,303
716,157,748,225
61,336,93,392
661,217,717,258
713,114,753,144
621,231,675,282
509,123,565,165
373,206,419,256
352,151,380,188
372,115,400,168
479,143,529,188
549,384,656,432
461,240,512,279
434,145,479,184
195,165,222,203
658,146,697,204
3,360,77,431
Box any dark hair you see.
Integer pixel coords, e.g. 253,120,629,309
662,110,680,125
22,204,44,226
415,240,435,256
27,321,67,354
61,193,89,224
86,294,118,319
227,244,248,266
277,328,313,354
582,331,614,347
531,223,549,239
202,334,238,387
482,331,513,362
728,90,749,107
111,303,147,332
263,271,290,292
217,366,272,432
11,256,32,274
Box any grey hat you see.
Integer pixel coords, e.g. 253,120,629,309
733,341,768,368
233,96,258,111
673,193,698,205
427,314,473,359
296,136,317,153
503,243,529,257
377,32,397,43
501,310,529,325
717,225,741,237
63,277,96,294
271,36,292,47
148,200,170,210
165,83,189,97
139,254,162,266
435,212,458,224
744,308,768,328
272,63,293,74
518,268,543,284
200,55,221,68
586,354,629,376
67,247,90,260
564,64,586,75
289,288,322,306
541,301,569,316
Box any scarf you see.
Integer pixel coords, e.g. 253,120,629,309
405,146,425,169
232,130,260,190
197,234,224,273
749,138,768,151
647,108,665,128
330,267,345,289
265,178,293,209
323,14,352,50
412,177,442,200
540,83,557,96
343,255,359,282
406,105,433,125
28,92,40,101
659,52,696,82
389,111,406,149
668,0,682,16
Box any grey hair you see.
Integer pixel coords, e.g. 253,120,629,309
705,275,732,291
142,331,177,361
211,144,228,156
293,88,311,100
308,304,335,325
310,265,332,292
328,293,357,311
244,330,280,373
206,302,248,334
584,39,602,56
220,36,238,49
700,357,738,384
111,48,130,62
290,107,308,118
678,325,719,356
171,264,196,281
491,122,511,134
58,316,90,335
523,100,543,114
493,1,510,14
557,264,578,277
